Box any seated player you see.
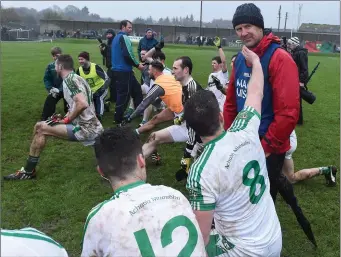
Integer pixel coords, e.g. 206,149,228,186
283,130,337,186
3,55,103,180
41,46,68,121
76,51,110,121
206,36,229,110
81,126,206,256
1,227,68,256
185,46,282,256
125,60,183,134
141,56,202,168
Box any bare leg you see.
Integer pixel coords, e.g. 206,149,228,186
282,158,322,183
142,128,174,158
138,108,174,134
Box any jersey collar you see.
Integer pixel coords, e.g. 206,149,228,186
114,180,145,195
204,131,226,147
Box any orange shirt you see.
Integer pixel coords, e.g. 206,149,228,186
154,74,184,114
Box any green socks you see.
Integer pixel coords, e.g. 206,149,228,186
24,156,40,173
319,166,330,175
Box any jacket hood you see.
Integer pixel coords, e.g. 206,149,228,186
251,29,281,57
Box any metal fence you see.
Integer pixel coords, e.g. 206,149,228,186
40,19,340,45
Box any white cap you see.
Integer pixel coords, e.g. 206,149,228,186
288,36,300,46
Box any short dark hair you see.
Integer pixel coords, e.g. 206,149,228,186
51,46,62,56
184,90,220,137
212,56,222,64
150,60,164,72
175,56,193,74
56,54,74,70
231,54,238,60
152,51,166,61
120,20,132,29
94,127,143,180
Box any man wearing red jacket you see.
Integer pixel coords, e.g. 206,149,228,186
224,3,317,247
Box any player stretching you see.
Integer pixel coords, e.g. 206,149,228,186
283,130,337,185
185,46,282,256
207,36,229,110
4,55,103,180
141,56,202,169
81,126,206,256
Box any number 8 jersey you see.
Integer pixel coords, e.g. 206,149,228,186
81,181,206,257
186,106,282,256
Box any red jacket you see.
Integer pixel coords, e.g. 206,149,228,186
223,32,300,154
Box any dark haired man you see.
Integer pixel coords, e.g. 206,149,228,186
124,60,183,134
111,20,145,126
185,46,282,256
81,126,206,256
76,51,110,121
4,55,103,180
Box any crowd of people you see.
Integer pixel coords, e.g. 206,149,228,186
2,3,338,257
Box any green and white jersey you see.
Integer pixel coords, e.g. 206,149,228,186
186,106,281,255
1,227,68,256
63,72,103,145
81,181,206,257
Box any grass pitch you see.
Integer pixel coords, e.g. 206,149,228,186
1,39,340,257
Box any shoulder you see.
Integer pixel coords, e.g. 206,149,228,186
84,196,118,229
187,144,217,185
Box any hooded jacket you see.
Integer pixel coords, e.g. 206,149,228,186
291,46,309,84
137,35,159,61
223,31,300,154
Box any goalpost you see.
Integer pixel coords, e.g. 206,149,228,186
8,29,30,41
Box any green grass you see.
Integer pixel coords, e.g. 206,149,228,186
1,39,340,257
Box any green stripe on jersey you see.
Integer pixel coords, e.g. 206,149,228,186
64,72,81,97
228,106,260,132
123,35,139,66
81,181,146,246
186,143,215,211
1,229,64,248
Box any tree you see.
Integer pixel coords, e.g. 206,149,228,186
81,6,89,16
41,9,64,20
0,8,21,25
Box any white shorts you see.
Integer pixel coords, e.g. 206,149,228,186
285,130,297,160
166,122,189,142
207,229,282,257
141,83,151,95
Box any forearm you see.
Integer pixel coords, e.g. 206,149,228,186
218,48,227,72
129,85,164,119
145,47,156,59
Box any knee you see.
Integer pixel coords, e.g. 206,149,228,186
34,122,45,134
146,132,160,145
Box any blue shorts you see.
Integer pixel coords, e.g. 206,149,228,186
66,124,78,141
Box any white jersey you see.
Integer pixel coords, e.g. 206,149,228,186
207,70,228,111
187,106,281,256
81,181,206,257
1,227,68,257
63,72,103,145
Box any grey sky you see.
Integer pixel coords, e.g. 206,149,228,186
3,1,340,30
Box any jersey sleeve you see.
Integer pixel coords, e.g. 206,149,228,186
186,146,217,211
227,105,261,137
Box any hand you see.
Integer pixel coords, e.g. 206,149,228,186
211,75,223,90
299,82,305,87
265,152,270,158
137,64,145,71
45,113,62,126
213,36,221,48
241,45,260,66
49,87,60,98
155,36,165,51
